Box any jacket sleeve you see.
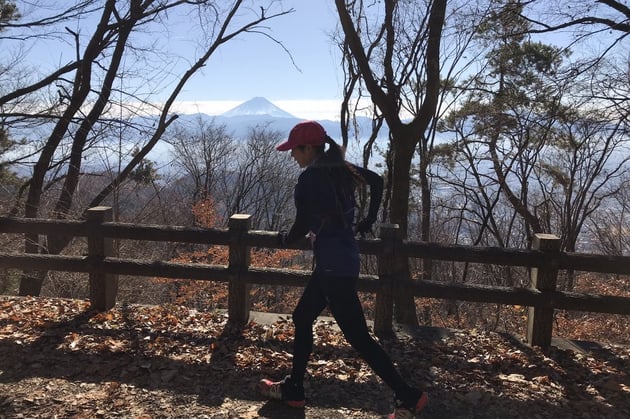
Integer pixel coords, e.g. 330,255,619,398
353,164,384,222
283,172,311,245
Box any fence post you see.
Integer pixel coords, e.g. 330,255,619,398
86,206,118,311
526,233,561,348
374,223,400,338
227,214,252,329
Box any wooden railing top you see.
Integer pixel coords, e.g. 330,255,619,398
2,216,630,275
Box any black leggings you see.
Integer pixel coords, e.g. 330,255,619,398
290,273,418,402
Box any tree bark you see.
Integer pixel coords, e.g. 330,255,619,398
335,0,447,325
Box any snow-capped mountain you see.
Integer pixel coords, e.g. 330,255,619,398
147,97,389,165
171,97,343,141
221,97,296,119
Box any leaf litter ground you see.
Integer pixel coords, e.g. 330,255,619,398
0,296,628,418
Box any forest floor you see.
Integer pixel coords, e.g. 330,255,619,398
0,296,628,419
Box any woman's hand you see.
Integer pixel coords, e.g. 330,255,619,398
355,218,375,237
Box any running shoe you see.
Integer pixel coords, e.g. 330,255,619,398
259,375,305,408
388,392,429,418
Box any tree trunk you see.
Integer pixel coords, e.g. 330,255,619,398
16,1,289,295
419,140,433,281
389,132,419,325
19,0,117,296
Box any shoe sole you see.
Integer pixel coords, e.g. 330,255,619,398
285,399,305,408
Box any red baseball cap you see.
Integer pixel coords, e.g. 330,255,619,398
276,120,327,151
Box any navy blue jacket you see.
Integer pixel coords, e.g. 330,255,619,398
284,160,383,277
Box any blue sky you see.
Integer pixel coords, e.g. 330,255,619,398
13,2,613,122
172,1,344,120
10,1,344,121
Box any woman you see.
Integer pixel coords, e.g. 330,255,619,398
259,121,428,418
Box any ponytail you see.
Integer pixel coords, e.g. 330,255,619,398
314,135,369,224
323,135,345,164
318,136,366,186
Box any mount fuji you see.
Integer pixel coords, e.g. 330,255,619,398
166,97,388,161
174,97,345,141
220,97,296,119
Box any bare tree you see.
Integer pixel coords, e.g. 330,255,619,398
167,118,235,206
520,0,630,116
334,0,448,325
0,1,293,295
438,1,630,291
589,175,630,257
168,119,296,230
521,0,630,39
441,1,569,241
218,123,297,230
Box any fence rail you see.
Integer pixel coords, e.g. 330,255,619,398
1,206,629,348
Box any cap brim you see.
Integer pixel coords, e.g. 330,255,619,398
276,140,292,151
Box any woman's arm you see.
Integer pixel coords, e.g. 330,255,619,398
279,171,312,246
354,165,383,221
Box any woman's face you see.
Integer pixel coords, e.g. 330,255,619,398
290,145,317,168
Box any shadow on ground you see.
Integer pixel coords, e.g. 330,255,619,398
0,299,628,418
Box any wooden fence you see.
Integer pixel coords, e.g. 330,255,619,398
1,206,629,349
